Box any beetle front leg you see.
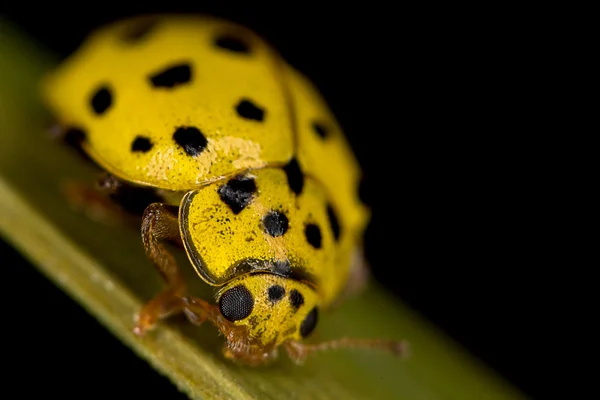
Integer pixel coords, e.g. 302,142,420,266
133,203,187,335
181,296,279,366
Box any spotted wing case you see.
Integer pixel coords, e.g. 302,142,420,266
282,66,370,292
40,15,294,190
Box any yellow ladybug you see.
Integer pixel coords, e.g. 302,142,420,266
41,14,407,365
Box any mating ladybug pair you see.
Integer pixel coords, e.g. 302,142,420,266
41,14,406,365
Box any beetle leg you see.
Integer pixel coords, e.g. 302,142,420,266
133,203,187,335
179,295,243,343
180,296,222,328
284,337,409,365
63,173,167,228
329,246,371,310
62,175,138,227
181,296,279,365
345,246,371,296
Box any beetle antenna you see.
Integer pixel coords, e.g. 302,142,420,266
285,337,409,364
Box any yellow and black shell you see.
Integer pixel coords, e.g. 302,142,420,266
42,15,369,307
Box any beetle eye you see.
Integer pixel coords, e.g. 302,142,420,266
300,307,319,338
219,285,254,321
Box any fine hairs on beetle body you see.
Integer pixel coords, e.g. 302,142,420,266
41,14,408,365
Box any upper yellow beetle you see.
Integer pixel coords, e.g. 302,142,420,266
42,14,406,365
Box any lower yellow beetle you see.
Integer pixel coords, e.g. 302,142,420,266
41,14,407,365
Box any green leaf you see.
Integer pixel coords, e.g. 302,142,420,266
0,19,527,400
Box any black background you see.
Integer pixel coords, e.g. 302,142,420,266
2,5,549,399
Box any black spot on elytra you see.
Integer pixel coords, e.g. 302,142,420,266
219,285,254,322
289,289,304,310
90,85,112,115
236,99,265,121
214,34,251,53
218,175,256,214
131,136,153,153
121,18,158,42
305,223,322,249
263,211,288,237
149,63,192,88
300,307,319,338
173,126,207,156
283,158,304,195
268,285,285,303
327,204,341,241
312,121,329,139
